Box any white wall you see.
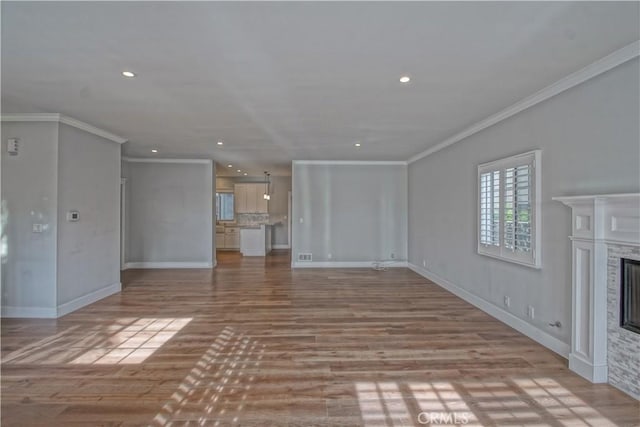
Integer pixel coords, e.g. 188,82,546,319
268,176,291,247
1,121,59,316
1,119,122,317
56,124,121,307
292,162,407,266
126,160,214,267
121,160,132,268
407,58,640,346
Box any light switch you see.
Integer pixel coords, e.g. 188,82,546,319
32,224,44,233
7,138,19,155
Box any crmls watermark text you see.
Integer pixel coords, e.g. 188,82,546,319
417,411,470,425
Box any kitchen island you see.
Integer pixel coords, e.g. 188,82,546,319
239,224,272,256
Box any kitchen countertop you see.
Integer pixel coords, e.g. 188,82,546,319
239,224,274,229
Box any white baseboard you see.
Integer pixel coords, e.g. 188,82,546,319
273,244,291,249
242,251,268,257
1,306,57,318
408,263,570,359
57,282,122,317
292,261,409,269
123,262,214,269
568,353,608,383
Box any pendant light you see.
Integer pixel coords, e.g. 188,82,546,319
263,171,271,200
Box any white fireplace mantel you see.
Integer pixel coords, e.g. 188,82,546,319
554,193,640,383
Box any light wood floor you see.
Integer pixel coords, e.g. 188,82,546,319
2,250,638,426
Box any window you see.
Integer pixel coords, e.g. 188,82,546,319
478,150,541,268
216,192,234,221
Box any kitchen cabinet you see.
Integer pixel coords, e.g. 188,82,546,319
216,226,239,250
235,184,268,214
240,225,272,256
224,227,240,249
215,233,225,249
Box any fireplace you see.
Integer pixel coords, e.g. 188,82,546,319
620,258,640,334
555,193,640,398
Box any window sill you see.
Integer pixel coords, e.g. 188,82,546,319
478,250,541,270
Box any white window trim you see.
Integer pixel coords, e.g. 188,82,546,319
477,150,541,269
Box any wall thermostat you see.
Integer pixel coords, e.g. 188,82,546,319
67,210,80,222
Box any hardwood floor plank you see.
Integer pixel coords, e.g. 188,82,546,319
2,250,638,426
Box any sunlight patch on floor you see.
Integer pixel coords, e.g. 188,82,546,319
151,326,265,427
356,378,617,427
2,317,191,365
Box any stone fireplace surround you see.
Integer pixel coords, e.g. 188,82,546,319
555,193,640,399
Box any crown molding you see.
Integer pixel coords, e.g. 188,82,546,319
409,40,640,164
293,160,407,166
59,116,127,144
1,113,127,144
1,113,60,122
123,157,212,165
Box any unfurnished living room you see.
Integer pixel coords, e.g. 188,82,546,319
1,1,639,426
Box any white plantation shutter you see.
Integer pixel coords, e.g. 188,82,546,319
504,164,531,253
480,170,500,247
478,150,541,268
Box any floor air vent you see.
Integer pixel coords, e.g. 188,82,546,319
298,253,312,262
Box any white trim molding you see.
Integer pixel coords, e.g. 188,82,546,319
408,263,570,358
554,193,640,385
293,160,407,166
409,40,640,164
273,244,291,250
123,262,214,269
1,306,58,319
292,261,408,269
122,157,213,164
1,113,127,144
57,282,122,317
2,283,123,318
477,150,542,268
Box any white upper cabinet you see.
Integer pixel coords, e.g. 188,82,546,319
235,183,269,213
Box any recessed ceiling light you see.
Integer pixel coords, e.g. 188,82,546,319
355,143,361,147
217,141,224,146
237,169,241,173
151,149,158,153
227,164,233,168
399,75,411,83
243,173,248,176
122,71,136,78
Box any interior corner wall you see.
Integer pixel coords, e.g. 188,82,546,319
121,159,132,268
1,121,59,317
292,163,407,265
56,124,121,309
407,58,640,348
268,176,292,246
211,163,217,266
126,161,213,266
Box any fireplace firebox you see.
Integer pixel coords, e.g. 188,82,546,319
621,258,640,334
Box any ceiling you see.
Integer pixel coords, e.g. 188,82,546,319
2,2,638,177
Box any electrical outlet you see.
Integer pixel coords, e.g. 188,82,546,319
327,253,332,260
390,253,395,259
504,296,511,308
527,305,535,319
422,259,426,267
